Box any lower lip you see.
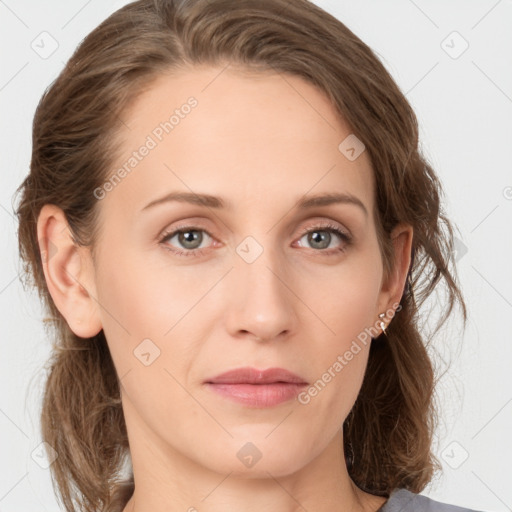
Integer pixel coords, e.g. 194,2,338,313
204,382,307,407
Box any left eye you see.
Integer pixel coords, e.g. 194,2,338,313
297,225,350,251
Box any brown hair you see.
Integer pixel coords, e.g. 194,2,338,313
14,0,467,510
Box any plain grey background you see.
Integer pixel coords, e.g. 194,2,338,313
1,1,511,511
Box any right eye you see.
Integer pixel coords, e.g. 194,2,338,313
159,226,216,257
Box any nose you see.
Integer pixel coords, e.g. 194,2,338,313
223,243,299,343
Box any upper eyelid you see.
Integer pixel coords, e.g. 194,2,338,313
160,220,348,237
298,221,350,236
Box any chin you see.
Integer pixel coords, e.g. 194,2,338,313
216,457,304,479
200,439,309,479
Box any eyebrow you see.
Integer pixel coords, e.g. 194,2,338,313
140,191,368,217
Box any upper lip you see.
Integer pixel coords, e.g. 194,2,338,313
204,367,308,385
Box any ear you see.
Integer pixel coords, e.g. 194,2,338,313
376,222,413,326
36,204,103,338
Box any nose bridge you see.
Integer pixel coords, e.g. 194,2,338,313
224,233,298,341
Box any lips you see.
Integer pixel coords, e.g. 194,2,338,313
204,366,308,385
204,367,309,408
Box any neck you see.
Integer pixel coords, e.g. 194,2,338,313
120,403,386,512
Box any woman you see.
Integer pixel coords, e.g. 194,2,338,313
14,0,483,511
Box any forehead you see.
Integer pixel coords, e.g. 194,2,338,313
101,64,375,223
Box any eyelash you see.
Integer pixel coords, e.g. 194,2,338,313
158,222,352,258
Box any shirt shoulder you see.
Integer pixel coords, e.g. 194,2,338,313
377,488,485,512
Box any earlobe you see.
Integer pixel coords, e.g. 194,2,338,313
37,204,103,338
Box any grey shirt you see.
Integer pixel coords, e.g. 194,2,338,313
377,488,483,512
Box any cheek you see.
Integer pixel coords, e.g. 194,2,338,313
94,246,201,341
294,252,382,413
93,248,216,392
93,256,202,437
299,254,382,344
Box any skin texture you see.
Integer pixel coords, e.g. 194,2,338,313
37,65,413,512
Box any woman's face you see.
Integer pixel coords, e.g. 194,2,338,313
83,65,409,478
